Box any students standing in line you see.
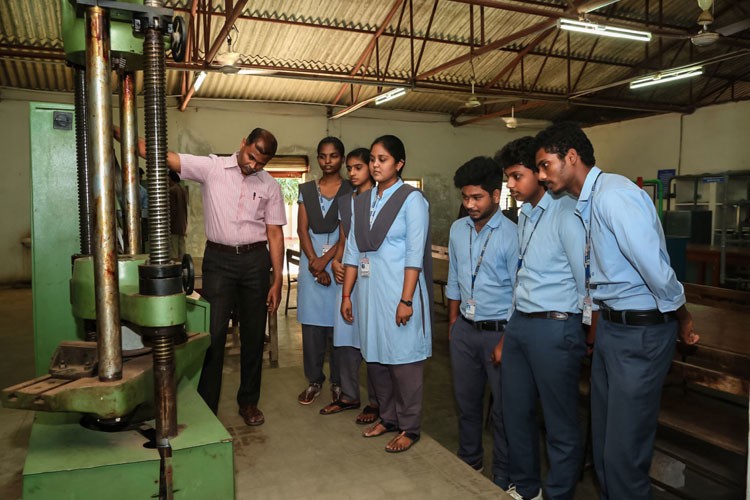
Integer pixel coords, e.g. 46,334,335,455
320,148,379,420
446,157,517,488
297,137,352,406
534,122,699,500
341,135,432,453
496,136,587,500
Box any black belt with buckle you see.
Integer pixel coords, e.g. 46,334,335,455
520,311,570,321
206,240,267,254
600,307,677,326
461,316,507,332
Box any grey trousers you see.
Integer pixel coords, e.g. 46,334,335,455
591,318,677,500
502,313,586,500
450,317,509,488
302,324,340,386
334,346,377,404
368,360,424,435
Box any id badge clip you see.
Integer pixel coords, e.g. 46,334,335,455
465,299,477,321
582,296,593,326
359,257,370,278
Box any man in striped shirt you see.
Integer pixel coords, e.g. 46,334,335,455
127,128,286,426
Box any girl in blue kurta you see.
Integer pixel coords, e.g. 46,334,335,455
296,137,352,406
341,135,432,453
320,148,379,420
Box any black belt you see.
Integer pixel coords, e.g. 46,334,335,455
600,307,677,326
206,240,267,254
519,311,570,321
461,315,507,332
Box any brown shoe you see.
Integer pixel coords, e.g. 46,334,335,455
298,383,322,405
239,405,265,426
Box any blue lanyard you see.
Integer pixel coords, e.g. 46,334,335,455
517,208,545,271
469,226,495,299
584,172,604,298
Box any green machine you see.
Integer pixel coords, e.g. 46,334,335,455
2,2,233,499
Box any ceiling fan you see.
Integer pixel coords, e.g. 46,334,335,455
689,0,750,47
501,105,552,129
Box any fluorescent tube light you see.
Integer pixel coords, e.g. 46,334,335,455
375,87,407,105
629,66,703,89
237,68,275,75
558,19,652,42
193,71,208,91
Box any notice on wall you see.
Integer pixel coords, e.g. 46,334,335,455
657,169,676,190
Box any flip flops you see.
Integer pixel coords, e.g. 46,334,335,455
385,431,420,453
319,399,361,415
355,404,379,425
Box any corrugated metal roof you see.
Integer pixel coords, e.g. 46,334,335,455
1,0,749,125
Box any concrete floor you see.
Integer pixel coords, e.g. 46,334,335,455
0,284,688,500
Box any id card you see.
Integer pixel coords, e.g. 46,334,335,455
359,257,370,277
465,299,477,321
582,296,593,326
322,244,333,254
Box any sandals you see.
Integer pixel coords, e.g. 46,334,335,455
319,399,361,415
362,420,398,438
355,404,380,425
385,431,420,453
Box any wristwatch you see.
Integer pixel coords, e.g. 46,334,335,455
400,299,413,307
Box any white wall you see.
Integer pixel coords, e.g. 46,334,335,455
585,100,750,178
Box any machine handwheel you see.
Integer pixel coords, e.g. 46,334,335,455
171,16,186,62
181,253,195,295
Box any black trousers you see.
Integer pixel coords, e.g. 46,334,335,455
197,245,270,413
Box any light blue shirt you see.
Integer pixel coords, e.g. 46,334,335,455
343,179,432,364
514,191,586,314
296,190,339,327
446,209,517,321
575,167,685,312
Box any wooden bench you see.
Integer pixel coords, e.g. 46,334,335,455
652,288,750,493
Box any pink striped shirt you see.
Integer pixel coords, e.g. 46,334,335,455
179,152,287,245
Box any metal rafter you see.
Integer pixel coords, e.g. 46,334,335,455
330,0,405,105
482,29,552,89
530,29,560,92
417,18,558,80
179,0,248,111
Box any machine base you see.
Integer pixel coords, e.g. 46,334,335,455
22,382,234,499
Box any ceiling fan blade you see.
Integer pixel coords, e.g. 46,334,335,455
715,18,750,36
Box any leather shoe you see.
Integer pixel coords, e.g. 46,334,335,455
239,405,265,426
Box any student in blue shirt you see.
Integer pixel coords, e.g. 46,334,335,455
446,156,517,487
341,135,432,453
496,136,588,500
534,122,700,500
296,137,352,406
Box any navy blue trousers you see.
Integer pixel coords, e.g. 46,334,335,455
197,246,270,412
502,313,586,500
591,319,677,500
449,316,509,488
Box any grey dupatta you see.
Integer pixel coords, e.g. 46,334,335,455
299,180,353,234
353,184,434,320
